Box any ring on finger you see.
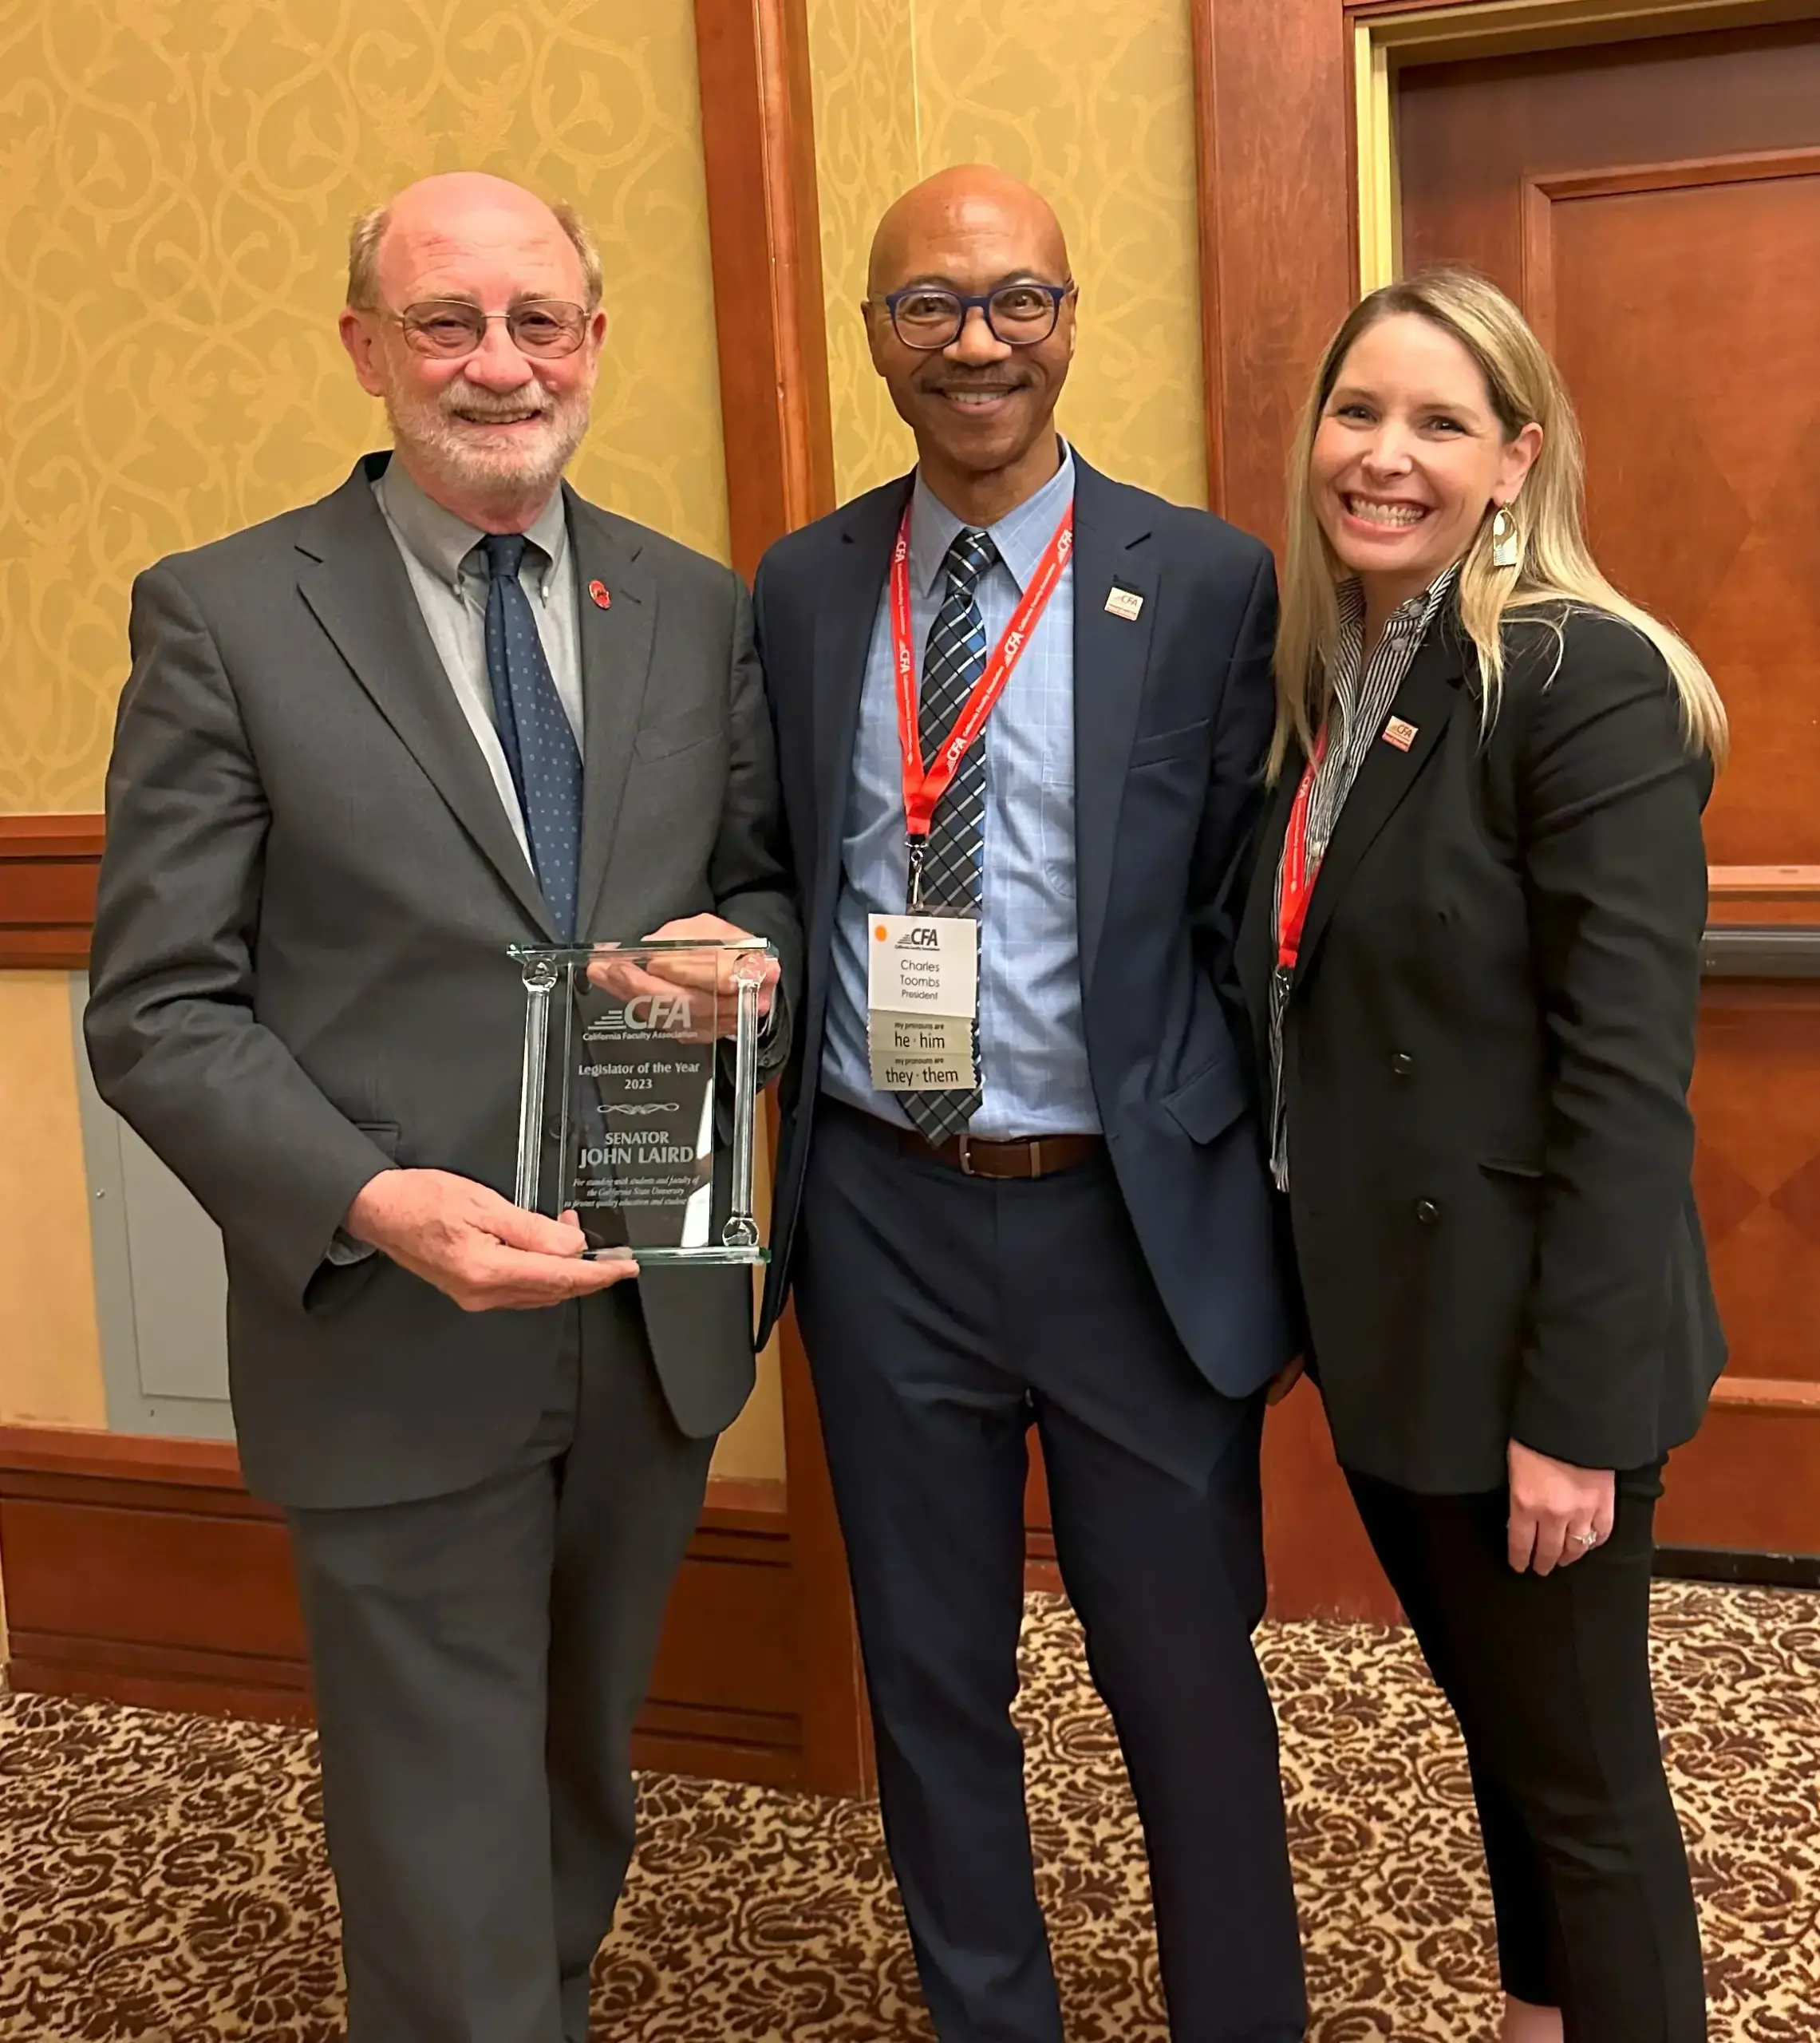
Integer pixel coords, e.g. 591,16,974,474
1572,1529,1601,1548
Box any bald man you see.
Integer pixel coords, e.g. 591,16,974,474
756,168,1305,2041
85,173,798,2042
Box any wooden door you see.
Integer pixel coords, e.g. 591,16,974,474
1398,19,1820,1559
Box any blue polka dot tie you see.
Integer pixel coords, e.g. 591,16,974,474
481,533,582,940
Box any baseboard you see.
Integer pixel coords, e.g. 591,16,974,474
1654,1543,1820,1590
0,1427,803,1787
0,815,104,969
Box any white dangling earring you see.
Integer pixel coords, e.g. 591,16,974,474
1490,504,1520,570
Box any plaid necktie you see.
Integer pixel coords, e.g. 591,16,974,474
898,526,997,1143
480,533,582,940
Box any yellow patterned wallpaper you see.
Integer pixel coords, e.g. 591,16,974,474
806,0,1208,510
0,0,728,815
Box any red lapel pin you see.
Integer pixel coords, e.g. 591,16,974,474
588,579,610,610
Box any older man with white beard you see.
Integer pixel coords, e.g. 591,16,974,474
83,172,797,2043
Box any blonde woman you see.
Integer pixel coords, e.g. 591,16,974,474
1234,269,1724,2042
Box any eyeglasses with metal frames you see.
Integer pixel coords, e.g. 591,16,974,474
875,279,1076,352
387,299,591,359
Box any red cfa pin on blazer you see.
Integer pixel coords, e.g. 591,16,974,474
588,579,610,610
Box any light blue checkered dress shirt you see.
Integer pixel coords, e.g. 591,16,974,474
821,445,1099,1137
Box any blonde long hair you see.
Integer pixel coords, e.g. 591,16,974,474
1269,267,1727,780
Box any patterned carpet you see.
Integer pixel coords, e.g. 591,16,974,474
2,1583,1817,2042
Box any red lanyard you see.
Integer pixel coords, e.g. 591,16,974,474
890,498,1074,905
1275,729,1330,973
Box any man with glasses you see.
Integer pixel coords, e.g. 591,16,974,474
754,164,1306,2042
85,172,796,2043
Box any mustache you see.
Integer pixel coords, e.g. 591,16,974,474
914,367,1031,392
441,382,554,423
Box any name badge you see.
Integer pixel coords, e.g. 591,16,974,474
867,915,980,1092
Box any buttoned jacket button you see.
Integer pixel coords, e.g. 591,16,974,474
1392,1051,1415,1077
1415,1198,1440,1225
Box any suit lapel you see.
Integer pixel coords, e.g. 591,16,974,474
294,459,552,935
1288,615,1471,980
567,493,657,938
811,479,912,920
1071,461,1157,991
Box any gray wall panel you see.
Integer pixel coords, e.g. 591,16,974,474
69,974,235,1440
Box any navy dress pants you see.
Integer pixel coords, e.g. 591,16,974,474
792,1100,1306,2043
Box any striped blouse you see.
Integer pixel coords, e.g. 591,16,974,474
1269,564,1461,1191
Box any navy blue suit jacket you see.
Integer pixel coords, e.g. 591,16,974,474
753,454,1294,1402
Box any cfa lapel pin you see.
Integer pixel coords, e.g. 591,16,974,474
1104,587,1143,622
588,579,610,610
1382,716,1419,752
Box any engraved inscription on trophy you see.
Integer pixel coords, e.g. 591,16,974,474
511,939,774,1267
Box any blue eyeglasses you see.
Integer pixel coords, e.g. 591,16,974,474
874,280,1076,351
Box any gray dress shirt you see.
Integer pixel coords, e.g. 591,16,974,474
373,457,583,867
822,444,1099,1137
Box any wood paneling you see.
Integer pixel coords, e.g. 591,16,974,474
693,0,836,582
1687,986,1820,1545
1658,1399,1820,1555
1194,0,1397,1614
0,815,104,970
693,0,867,1789
0,1428,811,1787
774,1303,874,1796
1193,0,1356,539
1262,1380,1401,1622
1399,18,1820,1557
1023,1448,1061,1595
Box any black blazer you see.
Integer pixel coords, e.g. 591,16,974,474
753,455,1297,1408
1235,602,1725,1492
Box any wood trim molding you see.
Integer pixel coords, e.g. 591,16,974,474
1348,0,1819,49
0,814,104,970
774,1308,875,1795
1524,145,1820,341
0,1426,810,1788
693,0,835,583
1190,0,1357,546
1189,0,1230,516
686,24,854,1729
1709,1376,1820,1415
1533,143,1820,202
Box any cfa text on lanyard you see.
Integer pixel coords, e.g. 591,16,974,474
890,496,1075,910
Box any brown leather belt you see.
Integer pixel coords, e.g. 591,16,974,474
824,1099,1102,1179
922,1129,1103,1179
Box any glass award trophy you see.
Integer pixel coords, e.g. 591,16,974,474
510,939,776,1265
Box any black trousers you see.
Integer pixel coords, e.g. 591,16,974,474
1346,1464,1706,2042
794,1100,1306,2043
286,1293,714,2043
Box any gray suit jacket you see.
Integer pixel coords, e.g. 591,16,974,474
85,452,800,1512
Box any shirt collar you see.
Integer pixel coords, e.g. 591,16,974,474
1336,559,1460,643
374,453,570,598
908,437,1076,599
